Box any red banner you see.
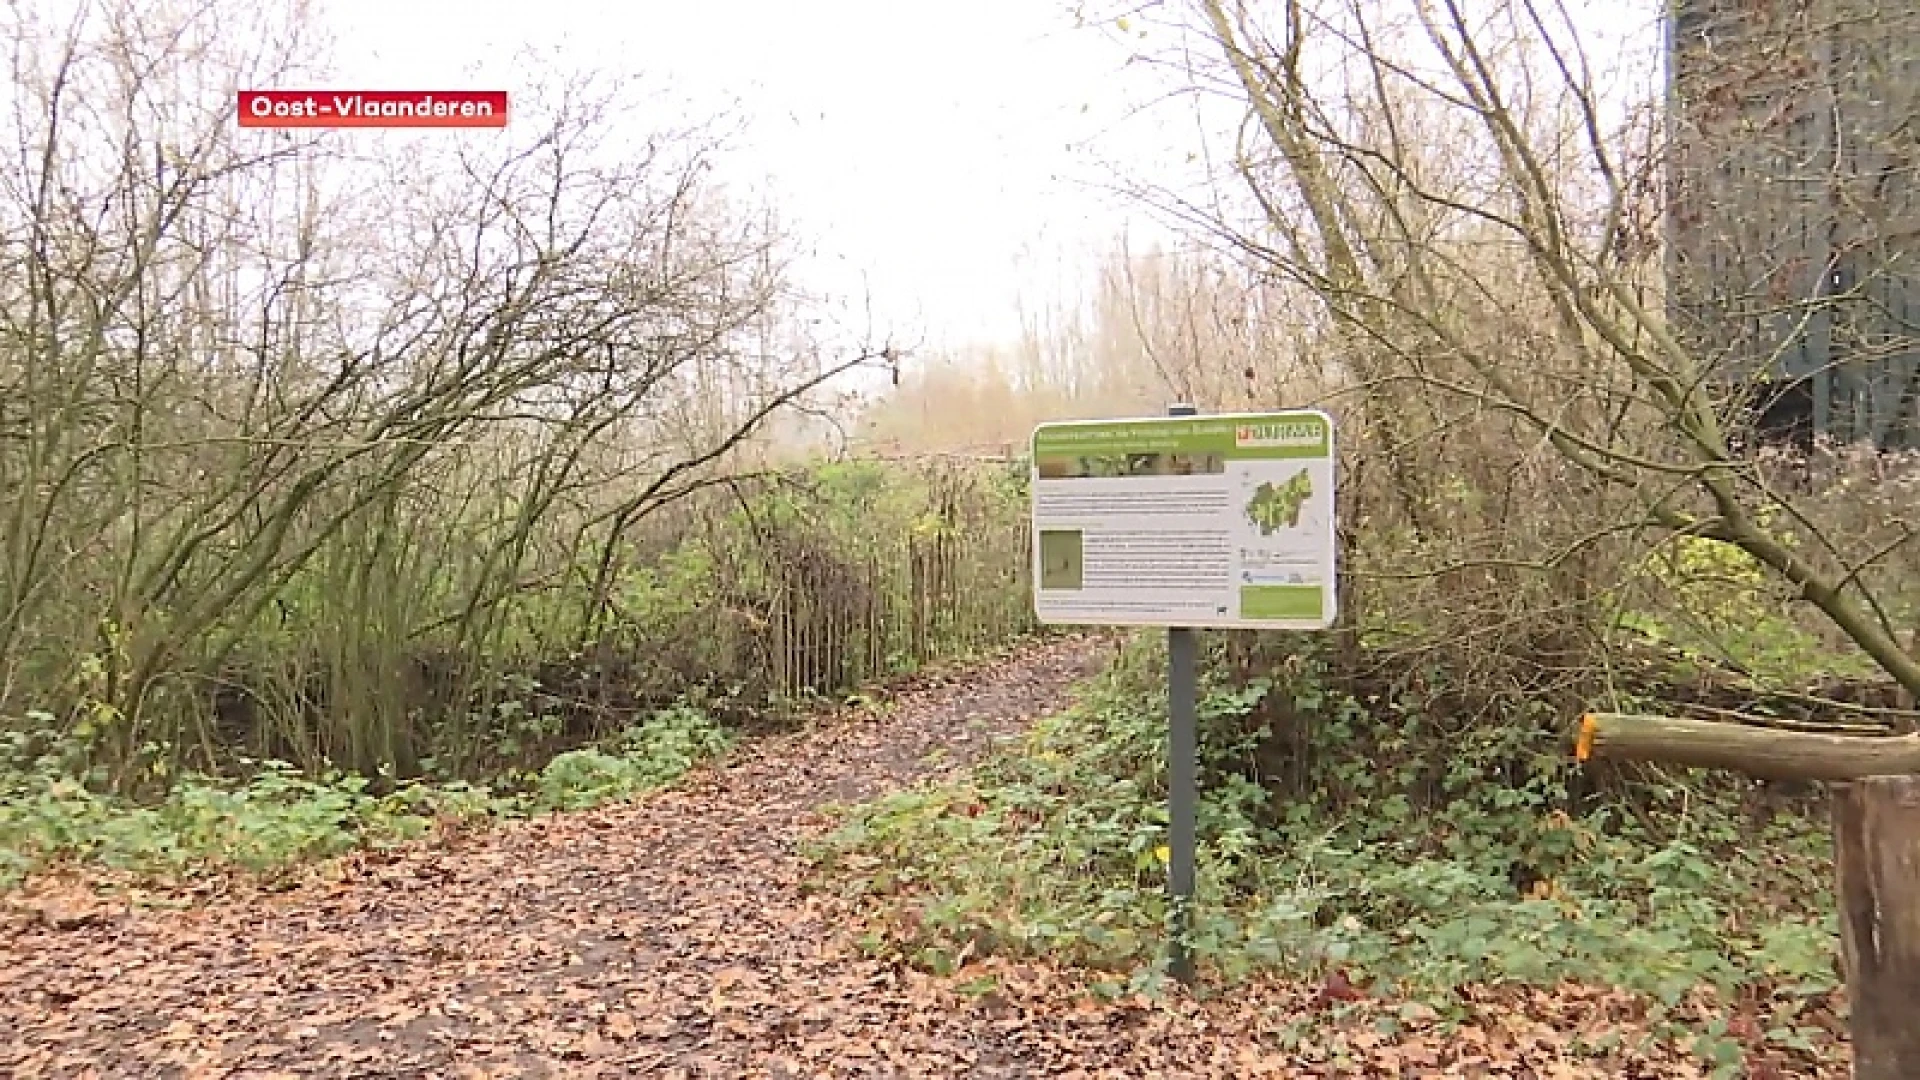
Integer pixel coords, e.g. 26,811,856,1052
238,90,509,129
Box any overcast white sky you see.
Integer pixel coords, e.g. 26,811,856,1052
311,0,1184,353
0,0,1671,358
304,0,1663,356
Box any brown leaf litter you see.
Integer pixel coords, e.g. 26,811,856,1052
0,633,1848,1077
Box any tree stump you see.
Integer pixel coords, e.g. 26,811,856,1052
1832,775,1920,1080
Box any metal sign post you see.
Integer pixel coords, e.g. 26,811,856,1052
1166,404,1199,983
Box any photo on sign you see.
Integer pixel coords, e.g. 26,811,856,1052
1033,452,1226,479
1036,529,1084,590
1168,453,1227,475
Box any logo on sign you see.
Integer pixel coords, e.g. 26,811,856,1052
1234,421,1321,448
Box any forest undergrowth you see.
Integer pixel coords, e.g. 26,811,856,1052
0,458,1039,891
807,521,1901,1077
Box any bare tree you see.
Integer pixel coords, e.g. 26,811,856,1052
0,0,887,780
1087,0,1920,1065
1078,0,1920,701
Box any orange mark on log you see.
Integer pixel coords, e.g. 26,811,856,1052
1575,714,1597,762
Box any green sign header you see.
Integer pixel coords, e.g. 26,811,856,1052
1031,410,1331,461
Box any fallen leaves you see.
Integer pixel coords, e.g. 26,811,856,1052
2,876,121,933
0,633,1852,1077
1314,967,1366,1006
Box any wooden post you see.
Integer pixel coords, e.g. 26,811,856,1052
1576,712,1920,1073
1832,776,1920,1080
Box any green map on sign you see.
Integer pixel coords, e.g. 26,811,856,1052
1247,470,1313,534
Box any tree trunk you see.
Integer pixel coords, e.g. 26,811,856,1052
1832,776,1920,1080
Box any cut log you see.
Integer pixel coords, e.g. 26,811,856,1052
1833,776,1920,1080
1575,712,1920,781
1575,712,1920,1073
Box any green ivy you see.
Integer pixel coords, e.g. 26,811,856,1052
529,704,733,812
0,701,734,888
808,634,1839,1064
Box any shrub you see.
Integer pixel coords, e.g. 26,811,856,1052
0,702,733,888
810,635,1838,1037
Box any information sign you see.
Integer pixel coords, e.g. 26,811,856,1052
1029,410,1337,630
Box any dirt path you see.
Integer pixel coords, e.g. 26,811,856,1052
0,633,1822,1079
2,636,1126,1079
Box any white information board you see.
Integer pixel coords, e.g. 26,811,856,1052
1029,410,1337,630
